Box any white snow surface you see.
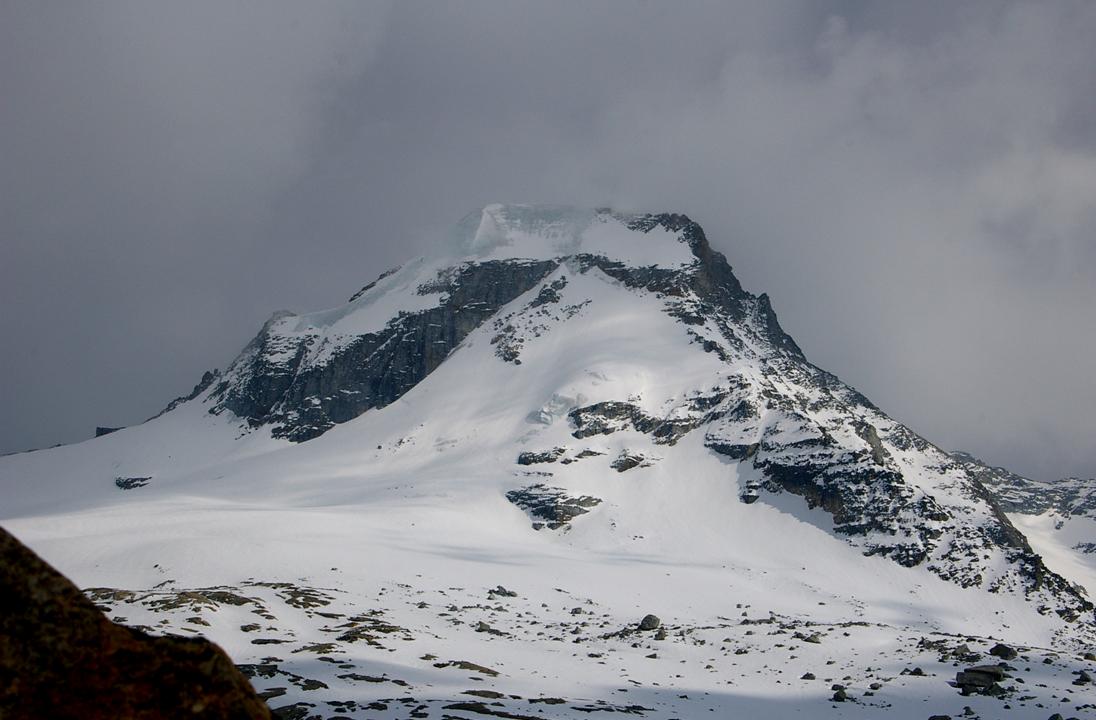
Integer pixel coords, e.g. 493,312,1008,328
1011,510,1096,596
2,206,1094,719
450,204,696,267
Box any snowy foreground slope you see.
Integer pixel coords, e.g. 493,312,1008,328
2,205,1094,719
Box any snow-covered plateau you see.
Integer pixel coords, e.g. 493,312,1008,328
2,204,1093,719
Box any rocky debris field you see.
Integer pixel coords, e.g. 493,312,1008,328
83,578,1096,720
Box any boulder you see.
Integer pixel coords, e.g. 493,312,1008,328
955,664,1010,696
639,614,661,631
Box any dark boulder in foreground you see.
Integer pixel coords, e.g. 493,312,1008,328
0,526,270,720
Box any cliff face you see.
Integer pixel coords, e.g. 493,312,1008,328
0,526,270,720
211,259,559,442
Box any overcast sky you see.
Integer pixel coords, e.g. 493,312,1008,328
2,1,1094,481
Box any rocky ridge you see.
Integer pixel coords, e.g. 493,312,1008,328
955,451,1096,523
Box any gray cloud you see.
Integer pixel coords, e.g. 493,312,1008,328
2,1,1094,481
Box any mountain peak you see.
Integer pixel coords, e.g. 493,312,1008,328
447,203,705,267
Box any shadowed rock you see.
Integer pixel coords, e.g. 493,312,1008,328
0,526,271,720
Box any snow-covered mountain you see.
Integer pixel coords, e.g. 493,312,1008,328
2,205,1094,719
954,451,1096,601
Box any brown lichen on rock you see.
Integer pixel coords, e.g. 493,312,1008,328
0,525,271,719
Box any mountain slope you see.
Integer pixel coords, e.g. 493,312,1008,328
201,204,1087,620
1,204,1093,719
955,450,1096,599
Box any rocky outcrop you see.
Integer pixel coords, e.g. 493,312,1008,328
0,526,270,720
210,259,558,441
569,395,728,446
505,484,602,530
115,476,151,490
610,450,656,472
516,448,566,465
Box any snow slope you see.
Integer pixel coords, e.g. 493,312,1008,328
2,206,1094,719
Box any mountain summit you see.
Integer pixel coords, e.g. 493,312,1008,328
2,205,1093,718
208,204,799,442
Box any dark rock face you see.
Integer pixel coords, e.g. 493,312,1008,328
115,476,151,490
569,398,726,446
94,426,122,437
0,526,270,720
505,484,602,529
210,260,558,441
516,448,566,465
